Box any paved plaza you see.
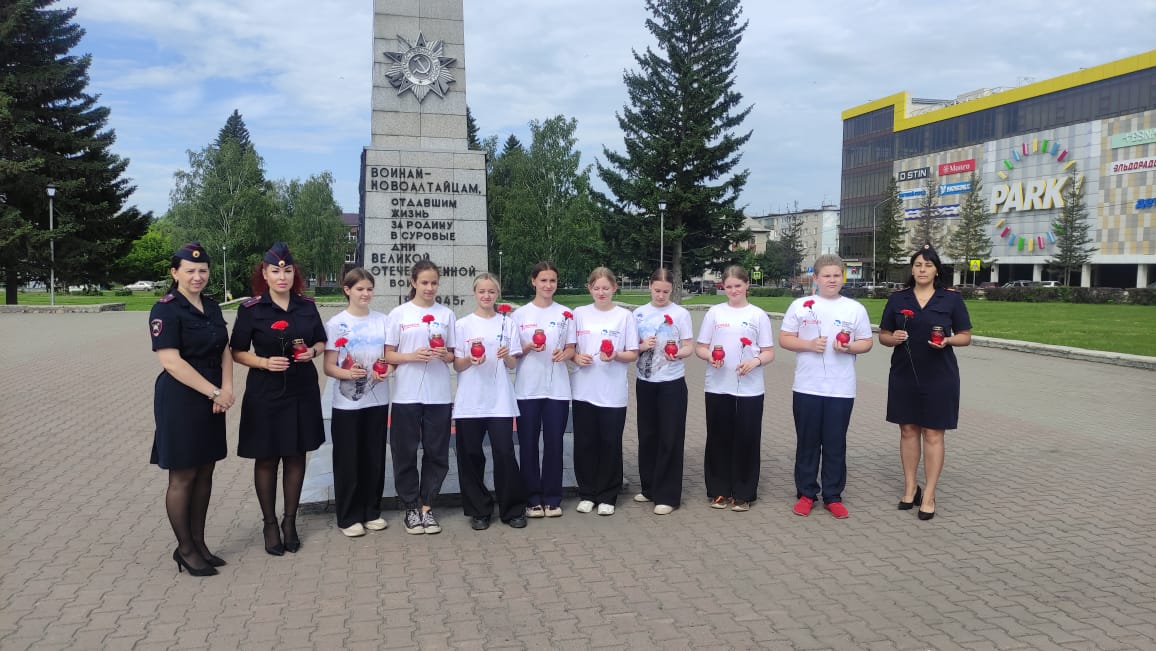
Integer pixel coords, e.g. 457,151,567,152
1,307,1154,650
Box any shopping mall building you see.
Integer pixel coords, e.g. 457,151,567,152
840,50,1155,287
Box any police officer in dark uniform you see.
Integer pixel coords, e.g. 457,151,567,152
230,243,326,556
149,242,235,577
879,244,973,521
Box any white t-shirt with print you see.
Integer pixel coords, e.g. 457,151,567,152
780,294,873,399
511,301,576,400
385,301,456,405
633,302,694,383
696,303,774,397
325,310,390,410
452,313,519,419
570,304,639,408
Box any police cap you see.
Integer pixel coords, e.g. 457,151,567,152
174,242,210,264
263,242,296,268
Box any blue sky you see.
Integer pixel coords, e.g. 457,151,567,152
69,0,1154,219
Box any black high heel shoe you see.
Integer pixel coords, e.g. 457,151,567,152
263,519,285,556
173,549,218,577
281,514,301,553
201,551,227,567
918,500,936,521
898,486,923,510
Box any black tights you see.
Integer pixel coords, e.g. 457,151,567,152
166,462,216,571
254,455,306,545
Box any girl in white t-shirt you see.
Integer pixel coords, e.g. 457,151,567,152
571,267,639,516
632,268,694,515
452,273,527,530
322,268,391,538
511,262,576,518
779,255,874,519
695,265,774,512
384,260,456,535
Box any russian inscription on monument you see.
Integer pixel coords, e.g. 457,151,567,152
359,0,487,315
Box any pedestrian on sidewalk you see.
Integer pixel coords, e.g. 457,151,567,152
778,254,874,519
632,268,694,515
696,265,774,512
384,260,456,535
571,267,639,516
452,273,527,531
879,244,972,521
149,242,234,577
322,268,391,538
231,243,327,556
511,262,576,519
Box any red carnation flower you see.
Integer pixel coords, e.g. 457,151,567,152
497,303,512,315
664,314,673,325
334,337,348,348
421,314,435,324
740,337,752,347
271,320,289,331
803,300,815,309
562,311,573,319
900,309,915,318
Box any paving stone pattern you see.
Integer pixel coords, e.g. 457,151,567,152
1,309,1153,650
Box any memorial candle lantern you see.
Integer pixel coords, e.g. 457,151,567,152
711,345,725,362
664,340,679,357
532,329,547,347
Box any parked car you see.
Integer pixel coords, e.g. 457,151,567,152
124,281,155,291
978,281,1000,289
1038,281,1061,288
1003,280,1039,288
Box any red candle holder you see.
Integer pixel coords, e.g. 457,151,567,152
930,326,945,345
291,338,309,360
429,334,445,348
372,357,388,375
470,342,486,358
664,340,679,357
835,329,851,346
532,329,547,347
600,339,614,356
711,345,725,361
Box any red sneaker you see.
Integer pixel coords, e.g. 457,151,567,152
793,496,814,516
825,502,850,519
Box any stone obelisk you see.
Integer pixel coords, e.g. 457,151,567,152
359,0,486,315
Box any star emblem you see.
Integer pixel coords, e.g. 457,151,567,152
383,33,456,102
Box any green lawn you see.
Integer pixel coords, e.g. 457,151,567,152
11,289,1154,356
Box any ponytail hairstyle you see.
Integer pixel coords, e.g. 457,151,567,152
341,267,375,304
407,259,440,301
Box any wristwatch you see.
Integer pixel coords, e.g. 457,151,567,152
210,388,221,400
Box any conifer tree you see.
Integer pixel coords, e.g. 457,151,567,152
911,176,942,249
597,0,752,297
215,109,252,150
0,0,149,303
466,106,481,150
874,176,908,283
1047,171,1095,286
945,172,993,284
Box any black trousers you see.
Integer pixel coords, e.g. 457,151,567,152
635,378,687,507
330,405,388,528
703,392,764,503
389,403,452,509
516,398,569,508
455,417,527,522
571,400,627,505
792,392,853,504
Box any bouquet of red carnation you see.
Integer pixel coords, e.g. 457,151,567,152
899,308,919,384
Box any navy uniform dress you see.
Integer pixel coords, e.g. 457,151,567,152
149,291,229,469
881,287,972,430
230,292,327,459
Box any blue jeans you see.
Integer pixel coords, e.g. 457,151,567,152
516,398,568,508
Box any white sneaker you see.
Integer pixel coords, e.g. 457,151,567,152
576,500,595,513
653,504,674,515
340,523,366,537
364,518,388,531
633,493,651,503
544,506,563,518
597,503,615,516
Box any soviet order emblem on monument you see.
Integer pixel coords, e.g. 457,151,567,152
360,1,486,316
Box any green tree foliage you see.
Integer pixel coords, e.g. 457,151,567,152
1048,172,1095,286
757,239,794,284
874,176,908,282
488,115,604,289
466,106,481,150
911,176,943,249
944,172,993,284
113,222,174,285
275,172,347,285
0,0,149,303
163,112,275,298
778,215,805,280
215,109,251,149
597,0,752,297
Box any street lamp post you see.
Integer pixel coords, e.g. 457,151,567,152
871,198,888,287
221,244,227,300
498,250,503,282
46,184,56,306
657,201,667,270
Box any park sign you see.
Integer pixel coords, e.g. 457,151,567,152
360,1,487,316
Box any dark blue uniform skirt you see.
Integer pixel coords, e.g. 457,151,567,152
151,367,227,470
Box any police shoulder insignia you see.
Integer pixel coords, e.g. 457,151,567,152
300,295,316,303
242,296,262,308
150,319,164,337
158,293,175,303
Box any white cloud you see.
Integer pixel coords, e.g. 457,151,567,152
68,0,1155,219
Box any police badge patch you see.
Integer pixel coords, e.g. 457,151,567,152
151,319,163,337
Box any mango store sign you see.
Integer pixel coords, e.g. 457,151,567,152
990,177,1068,213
